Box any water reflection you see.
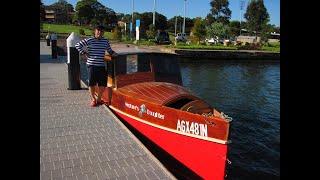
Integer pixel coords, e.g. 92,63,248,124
80,59,280,179
180,62,280,179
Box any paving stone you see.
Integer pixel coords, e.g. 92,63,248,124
40,42,173,180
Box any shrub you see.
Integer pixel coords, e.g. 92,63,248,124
146,24,156,40
112,26,122,41
238,42,261,50
79,29,85,35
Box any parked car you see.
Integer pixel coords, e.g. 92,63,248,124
205,37,218,45
175,33,187,42
155,30,171,45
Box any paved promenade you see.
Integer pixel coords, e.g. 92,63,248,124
40,41,175,180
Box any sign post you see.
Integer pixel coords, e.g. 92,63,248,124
130,22,133,40
136,19,140,41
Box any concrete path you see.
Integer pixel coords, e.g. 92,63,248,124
40,41,175,180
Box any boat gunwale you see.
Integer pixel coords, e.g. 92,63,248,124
109,105,230,145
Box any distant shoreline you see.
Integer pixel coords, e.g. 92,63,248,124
45,39,279,61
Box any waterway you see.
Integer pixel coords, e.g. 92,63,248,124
180,61,280,179
80,59,280,179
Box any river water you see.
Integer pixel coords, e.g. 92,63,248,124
80,59,280,180
180,61,280,180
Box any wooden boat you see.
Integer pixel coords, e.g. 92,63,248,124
99,53,232,179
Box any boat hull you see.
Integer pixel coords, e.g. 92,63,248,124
111,106,228,180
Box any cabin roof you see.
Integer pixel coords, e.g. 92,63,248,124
117,82,199,105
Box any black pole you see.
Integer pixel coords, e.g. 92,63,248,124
51,39,57,59
67,47,81,90
46,38,50,46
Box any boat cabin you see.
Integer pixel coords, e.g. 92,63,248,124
106,52,182,88
105,53,215,116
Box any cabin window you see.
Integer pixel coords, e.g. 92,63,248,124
126,55,138,74
151,55,182,85
165,98,194,109
116,54,151,75
152,58,180,75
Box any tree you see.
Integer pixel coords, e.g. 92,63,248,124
112,26,122,40
191,18,206,44
146,24,156,39
92,2,108,24
75,0,117,29
258,23,279,43
229,20,240,37
206,22,229,39
103,7,117,29
154,12,168,30
207,0,232,25
116,13,125,21
47,0,74,24
266,24,280,33
40,1,45,31
75,0,95,25
244,0,270,35
121,14,132,23
205,14,215,26
131,12,167,38
167,16,194,34
40,1,46,22
139,12,153,37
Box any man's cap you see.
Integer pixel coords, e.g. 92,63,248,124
95,25,105,31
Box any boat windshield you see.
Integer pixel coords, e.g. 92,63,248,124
111,53,182,86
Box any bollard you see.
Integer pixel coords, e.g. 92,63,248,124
67,32,81,90
46,33,51,46
51,33,58,59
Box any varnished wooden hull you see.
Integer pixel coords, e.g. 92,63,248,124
109,105,228,180
102,81,230,179
101,53,230,179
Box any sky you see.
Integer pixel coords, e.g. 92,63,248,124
43,0,280,26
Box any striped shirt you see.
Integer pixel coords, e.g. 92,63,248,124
75,37,115,67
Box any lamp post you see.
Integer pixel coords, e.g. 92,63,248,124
240,0,245,35
175,16,177,36
132,0,134,25
183,0,186,34
153,0,156,26
131,0,134,40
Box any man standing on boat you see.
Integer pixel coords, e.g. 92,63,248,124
75,25,118,107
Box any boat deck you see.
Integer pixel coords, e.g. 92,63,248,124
40,41,174,180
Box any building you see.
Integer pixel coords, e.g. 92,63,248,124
237,35,260,44
237,29,280,44
117,21,126,28
45,10,55,22
268,32,280,43
44,9,74,23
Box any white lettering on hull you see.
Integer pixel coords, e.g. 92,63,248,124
125,102,164,120
177,119,208,137
125,102,139,111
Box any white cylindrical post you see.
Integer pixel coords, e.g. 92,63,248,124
46,33,51,46
66,32,81,90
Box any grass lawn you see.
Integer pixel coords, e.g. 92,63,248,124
261,42,280,52
42,23,112,39
166,42,280,52
42,24,280,52
166,44,238,50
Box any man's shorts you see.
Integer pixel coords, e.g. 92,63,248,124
87,65,107,87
